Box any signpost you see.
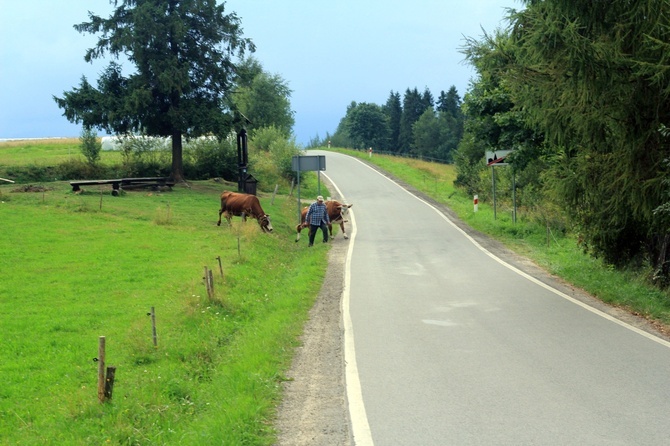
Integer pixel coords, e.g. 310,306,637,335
237,129,249,193
292,155,326,223
485,150,516,222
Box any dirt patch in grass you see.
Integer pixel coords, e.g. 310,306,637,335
12,185,54,193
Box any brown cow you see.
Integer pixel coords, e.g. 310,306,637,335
217,191,273,233
295,200,353,242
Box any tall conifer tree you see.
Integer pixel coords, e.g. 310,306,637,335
384,91,402,152
399,88,425,152
505,0,670,271
54,0,254,182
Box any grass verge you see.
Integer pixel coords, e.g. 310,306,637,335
0,180,328,445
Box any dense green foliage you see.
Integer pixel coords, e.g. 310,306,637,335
344,102,390,150
233,58,295,138
316,87,464,162
456,0,670,285
384,91,402,150
54,0,255,182
248,126,302,187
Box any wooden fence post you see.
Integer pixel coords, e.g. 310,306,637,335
97,336,106,403
216,256,223,279
204,266,211,299
271,184,279,205
204,266,216,299
150,306,157,348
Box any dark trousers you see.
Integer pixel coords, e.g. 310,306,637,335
308,223,328,245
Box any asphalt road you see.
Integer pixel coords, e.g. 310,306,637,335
316,150,670,445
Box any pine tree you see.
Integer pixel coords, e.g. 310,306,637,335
498,0,670,277
399,88,425,153
383,91,402,151
421,87,434,111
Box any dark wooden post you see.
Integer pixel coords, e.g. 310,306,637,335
150,307,157,347
97,336,106,403
216,256,223,279
271,184,279,205
204,266,213,299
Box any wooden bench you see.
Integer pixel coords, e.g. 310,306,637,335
70,177,175,196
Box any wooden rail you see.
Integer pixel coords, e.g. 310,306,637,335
70,177,175,195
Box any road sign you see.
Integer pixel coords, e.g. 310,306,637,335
485,150,513,166
292,155,326,172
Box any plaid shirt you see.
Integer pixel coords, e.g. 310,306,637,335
306,201,330,225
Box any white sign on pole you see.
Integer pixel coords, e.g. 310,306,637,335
485,150,513,166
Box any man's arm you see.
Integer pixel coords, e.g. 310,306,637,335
305,203,314,223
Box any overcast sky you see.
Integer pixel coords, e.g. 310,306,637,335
0,0,517,145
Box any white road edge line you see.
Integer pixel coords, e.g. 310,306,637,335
322,171,375,446
347,155,670,350
322,151,670,446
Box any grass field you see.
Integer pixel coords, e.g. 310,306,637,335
0,138,122,167
0,171,329,444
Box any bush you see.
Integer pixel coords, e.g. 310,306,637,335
79,127,101,165
5,132,297,187
117,136,171,175
248,127,301,191
4,165,59,183
183,137,238,180
56,159,108,180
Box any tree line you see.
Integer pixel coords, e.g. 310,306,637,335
316,1,670,287
53,0,670,286
455,0,670,286
313,86,464,162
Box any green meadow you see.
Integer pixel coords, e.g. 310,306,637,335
0,138,122,167
0,142,329,444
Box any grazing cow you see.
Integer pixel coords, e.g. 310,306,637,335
295,200,353,242
217,191,273,233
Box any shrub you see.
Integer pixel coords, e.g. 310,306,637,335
5,165,59,183
56,159,108,180
79,127,101,165
183,137,238,180
248,127,301,191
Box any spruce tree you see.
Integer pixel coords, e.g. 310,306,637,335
54,0,254,182
399,88,425,153
481,0,670,278
383,91,402,152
